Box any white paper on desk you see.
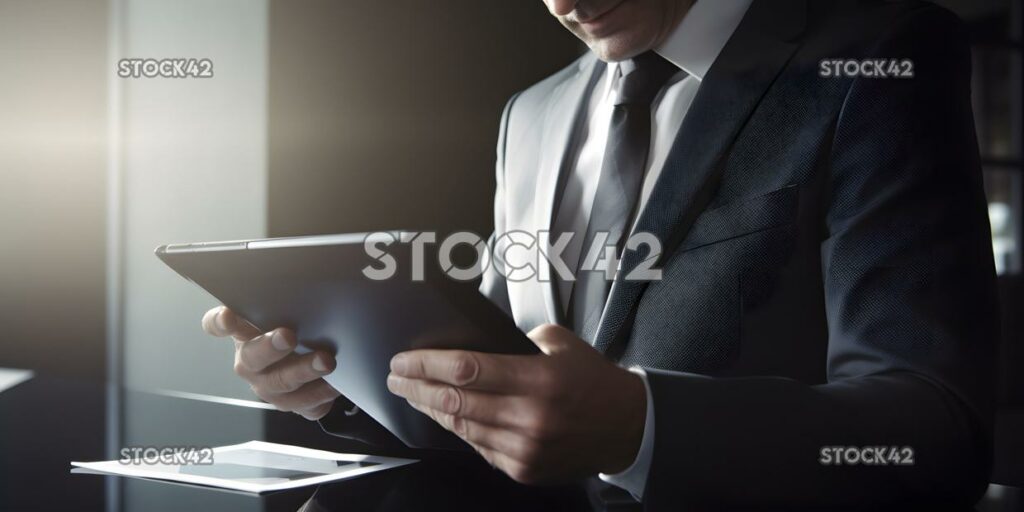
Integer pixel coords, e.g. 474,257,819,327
71,440,416,494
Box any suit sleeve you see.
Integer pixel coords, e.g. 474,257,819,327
642,6,998,510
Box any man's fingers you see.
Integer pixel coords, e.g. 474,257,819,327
296,399,336,421
387,375,525,428
201,307,225,336
202,306,261,340
525,323,581,355
389,350,532,393
235,329,297,373
202,306,339,423
407,402,540,482
252,351,335,394
257,379,339,413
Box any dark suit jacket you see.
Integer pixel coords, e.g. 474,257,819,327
325,1,999,509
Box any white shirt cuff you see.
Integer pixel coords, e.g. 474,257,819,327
598,367,654,501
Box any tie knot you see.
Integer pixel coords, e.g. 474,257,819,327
614,52,680,106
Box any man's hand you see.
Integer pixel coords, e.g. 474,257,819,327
201,306,340,420
387,323,646,484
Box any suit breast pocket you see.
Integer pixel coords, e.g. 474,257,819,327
619,185,800,373
678,184,799,253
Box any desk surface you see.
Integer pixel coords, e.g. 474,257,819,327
2,373,1020,512
0,374,600,512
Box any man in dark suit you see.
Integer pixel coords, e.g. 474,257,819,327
203,0,998,508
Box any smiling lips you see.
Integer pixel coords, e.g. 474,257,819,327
575,0,626,36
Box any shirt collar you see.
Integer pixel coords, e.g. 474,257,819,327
651,0,753,82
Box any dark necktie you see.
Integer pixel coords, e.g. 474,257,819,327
568,52,679,343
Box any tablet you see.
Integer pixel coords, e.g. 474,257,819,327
156,232,537,451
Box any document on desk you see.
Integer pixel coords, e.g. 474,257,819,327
71,441,416,494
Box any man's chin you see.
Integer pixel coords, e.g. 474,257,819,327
587,37,650,63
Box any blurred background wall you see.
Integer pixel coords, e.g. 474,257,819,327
112,1,270,510
117,0,269,402
0,0,108,381
267,1,583,238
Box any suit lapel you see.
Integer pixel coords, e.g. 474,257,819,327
593,0,808,354
533,54,604,325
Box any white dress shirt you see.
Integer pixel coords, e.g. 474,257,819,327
550,0,754,500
